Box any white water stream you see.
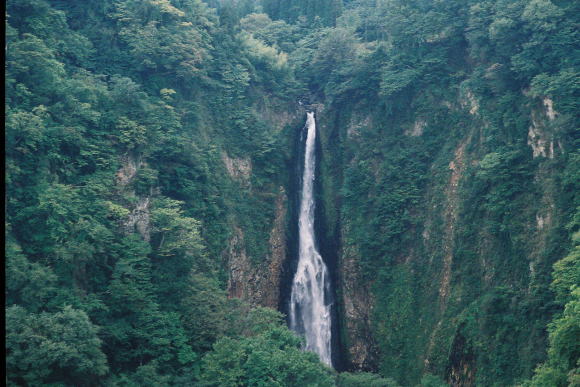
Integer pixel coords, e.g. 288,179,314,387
290,112,333,367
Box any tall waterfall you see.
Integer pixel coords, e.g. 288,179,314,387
290,112,333,367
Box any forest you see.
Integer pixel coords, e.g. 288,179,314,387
5,0,579,386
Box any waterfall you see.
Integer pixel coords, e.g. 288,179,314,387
290,112,333,367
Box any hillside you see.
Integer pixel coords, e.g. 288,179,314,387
5,0,579,386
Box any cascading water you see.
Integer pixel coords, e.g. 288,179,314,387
290,112,333,367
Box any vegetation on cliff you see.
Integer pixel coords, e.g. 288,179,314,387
5,0,578,385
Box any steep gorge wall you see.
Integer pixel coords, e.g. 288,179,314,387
314,89,574,385
217,86,573,386
8,0,576,384
220,105,305,310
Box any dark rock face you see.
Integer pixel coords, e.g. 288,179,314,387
310,91,571,385
339,236,378,371
226,187,288,309
117,154,151,242
447,329,477,387
224,90,571,385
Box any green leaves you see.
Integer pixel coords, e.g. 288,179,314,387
551,242,580,306
5,0,579,385
380,68,421,98
527,289,580,387
6,305,108,385
112,0,212,78
6,0,309,384
5,108,47,155
151,198,204,259
336,372,401,387
181,273,227,352
115,117,148,150
238,31,290,72
221,63,251,100
526,208,580,386
6,33,66,102
5,235,57,312
530,70,580,115
200,325,334,387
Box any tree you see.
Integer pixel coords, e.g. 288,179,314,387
200,325,335,386
6,305,109,385
181,272,228,352
336,372,400,387
111,0,213,80
526,211,580,386
5,232,57,312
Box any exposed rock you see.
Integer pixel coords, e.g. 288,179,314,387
116,153,151,241
528,98,559,159
225,226,249,299
439,137,470,309
528,124,554,159
460,89,479,115
528,164,558,288
123,197,151,242
442,100,454,110
536,213,545,230
309,103,326,114
423,136,471,371
425,27,453,43
255,99,302,132
339,228,377,370
543,97,556,121
406,119,426,137
226,187,287,308
447,330,477,387
116,153,142,186
222,152,252,186
347,114,370,139
262,190,288,307
258,107,295,132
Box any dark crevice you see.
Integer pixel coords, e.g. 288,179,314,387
279,112,306,319
279,109,344,370
313,112,344,371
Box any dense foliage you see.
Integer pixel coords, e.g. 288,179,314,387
311,0,578,385
5,0,312,384
5,0,578,386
